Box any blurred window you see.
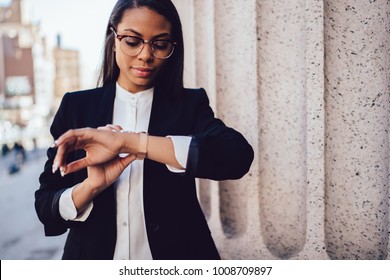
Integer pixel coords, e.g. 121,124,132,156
5,76,31,96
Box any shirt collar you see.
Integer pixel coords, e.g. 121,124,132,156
115,83,154,104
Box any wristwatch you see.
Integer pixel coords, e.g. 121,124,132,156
137,132,148,160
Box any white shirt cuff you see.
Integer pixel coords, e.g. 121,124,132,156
166,135,192,173
59,185,93,221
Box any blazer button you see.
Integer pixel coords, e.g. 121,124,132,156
150,223,160,232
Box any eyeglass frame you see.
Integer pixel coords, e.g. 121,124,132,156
110,27,177,59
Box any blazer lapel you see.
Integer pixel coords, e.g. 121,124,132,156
147,87,183,136
95,82,116,127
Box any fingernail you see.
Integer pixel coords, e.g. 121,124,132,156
51,140,58,148
60,166,66,177
52,162,58,173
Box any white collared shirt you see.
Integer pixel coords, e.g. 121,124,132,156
59,83,192,259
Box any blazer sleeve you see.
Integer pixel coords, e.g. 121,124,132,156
34,93,79,236
186,89,254,180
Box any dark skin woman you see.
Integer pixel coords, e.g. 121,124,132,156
35,0,253,260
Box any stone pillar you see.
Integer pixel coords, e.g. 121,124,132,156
257,0,308,259
296,0,328,260
180,0,390,259
193,0,218,220
214,0,259,256
324,0,390,259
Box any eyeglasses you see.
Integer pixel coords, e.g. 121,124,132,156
111,27,176,59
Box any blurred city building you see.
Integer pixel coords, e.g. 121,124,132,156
53,34,80,110
0,0,80,150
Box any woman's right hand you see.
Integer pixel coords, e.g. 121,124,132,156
83,125,135,190
84,154,135,189
71,153,136,213
52,126,134,176
67,125,136,212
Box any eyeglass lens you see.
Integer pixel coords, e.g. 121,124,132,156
121,37,174,59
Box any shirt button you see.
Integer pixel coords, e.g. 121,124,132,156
122,222,127,227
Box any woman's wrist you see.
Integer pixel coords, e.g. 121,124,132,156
120,131,137,154
136,132,148,159
72,179,100,213
121,131,148,159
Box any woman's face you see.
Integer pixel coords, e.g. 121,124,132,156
115,7,172,93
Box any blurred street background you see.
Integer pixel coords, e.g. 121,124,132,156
0,148,66,259
0,0,117,259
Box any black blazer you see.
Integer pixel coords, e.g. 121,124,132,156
35,83,254,260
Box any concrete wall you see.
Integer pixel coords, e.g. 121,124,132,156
172,0,390,260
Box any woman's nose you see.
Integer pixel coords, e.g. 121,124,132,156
137,42,154,61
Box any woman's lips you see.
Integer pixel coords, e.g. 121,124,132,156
133,67,154,78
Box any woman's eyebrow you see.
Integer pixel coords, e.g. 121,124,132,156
123,28,171,39
123,28,143,36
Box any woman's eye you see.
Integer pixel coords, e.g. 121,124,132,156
152,41,170,50
124,38,142,47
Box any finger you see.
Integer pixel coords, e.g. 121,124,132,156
120,154,137,168
53,129,91,174
62,157,91,175
54,128,90,147
109,124,123,131
52,141,71,173
98,125,118,132
54,129,77,146
52,128,93,174
105,124,123,132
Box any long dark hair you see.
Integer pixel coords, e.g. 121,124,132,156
97,0,184,98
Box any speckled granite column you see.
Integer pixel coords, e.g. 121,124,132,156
257,0,307,259
193,0,217,221
296,0,328,259
324,0,390,259
214,0,258,241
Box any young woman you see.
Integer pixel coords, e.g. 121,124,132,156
35,0,253,260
